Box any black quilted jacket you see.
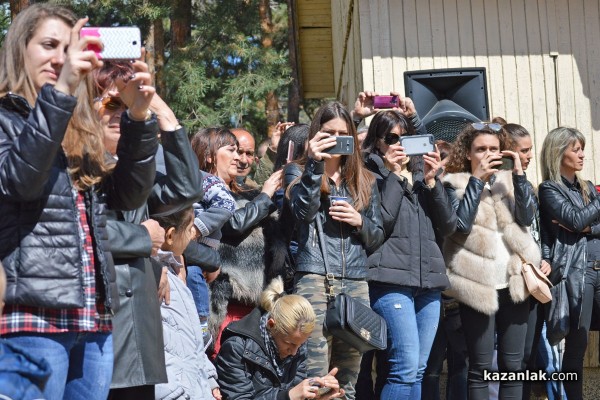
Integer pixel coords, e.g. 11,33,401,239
0,84,158,311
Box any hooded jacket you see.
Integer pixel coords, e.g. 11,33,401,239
442,171,540,315
0,85,158,311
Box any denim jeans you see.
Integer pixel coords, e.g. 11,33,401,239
4,331,113,400
186,265,210,318
369,283,441,400
537,323,567,400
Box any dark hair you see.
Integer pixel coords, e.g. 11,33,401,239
288,101,375,212
93,61,134,97
435,140,452,160
153,207,194,233
362,110,415,154
444,123,510,173
362,110,422,173
190,127,241,193
273,124,309,172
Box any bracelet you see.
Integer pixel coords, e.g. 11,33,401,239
127,109,152,122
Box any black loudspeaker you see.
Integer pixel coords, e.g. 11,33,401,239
404,68,489,143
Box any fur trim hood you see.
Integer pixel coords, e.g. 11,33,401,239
442,171,541,315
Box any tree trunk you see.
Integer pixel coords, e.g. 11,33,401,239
172,0,192,49
152,19,166,96
259,0,280,135
286,0,301,123
10,0,30,19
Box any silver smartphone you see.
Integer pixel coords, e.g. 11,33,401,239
400,134,435,156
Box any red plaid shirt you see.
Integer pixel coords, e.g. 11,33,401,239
0,191,112,334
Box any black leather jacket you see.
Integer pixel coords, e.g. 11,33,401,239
539,178,600,327
287,158,384,279
364,153,455,290
216,308,307,400
0,85,158,311
445,173,535,234
108,127,203,387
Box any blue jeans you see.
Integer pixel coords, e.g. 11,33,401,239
537,323,567,400
369,283,441,400
186,265,210,318
4,331,113,400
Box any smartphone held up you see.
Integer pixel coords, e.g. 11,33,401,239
323,136,355,155
81,27,142,60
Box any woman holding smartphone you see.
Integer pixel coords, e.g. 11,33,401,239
442,122,540,400
538,127,600,400
0,4,158,399
359,110,456,400
286,101,384,399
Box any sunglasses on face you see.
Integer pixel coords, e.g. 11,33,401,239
471,122,502,132
95,96,125,111
384,134,401,145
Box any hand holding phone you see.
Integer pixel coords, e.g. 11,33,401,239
322,136,355,155
286,141,295,164
373,95,400,109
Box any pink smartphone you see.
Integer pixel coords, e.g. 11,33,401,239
286,141,295,163
373,95,400,109
80,27,142,60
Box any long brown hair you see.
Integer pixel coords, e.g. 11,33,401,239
0,3,112,190
444,123,510,174
287,101,375,212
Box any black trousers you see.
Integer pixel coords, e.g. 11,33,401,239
562,263,600,400
460,289,529,400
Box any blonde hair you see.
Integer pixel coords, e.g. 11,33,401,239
540,127,590,203
0,3,112,190
260,277,316,336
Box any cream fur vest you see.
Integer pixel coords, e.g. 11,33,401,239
442,171,541,315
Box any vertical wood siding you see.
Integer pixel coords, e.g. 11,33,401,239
353,0,600,188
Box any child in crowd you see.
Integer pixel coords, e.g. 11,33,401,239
185,128,238,346
153,207,222,400
0,262,51,399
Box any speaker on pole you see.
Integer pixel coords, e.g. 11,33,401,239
404,68,489,142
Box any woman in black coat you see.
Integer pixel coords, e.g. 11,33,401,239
360,109,456,400
216,277,343,400
538,126,600,400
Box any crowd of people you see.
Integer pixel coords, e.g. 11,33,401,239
0,3,599,400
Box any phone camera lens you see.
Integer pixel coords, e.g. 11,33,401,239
132,41,138,45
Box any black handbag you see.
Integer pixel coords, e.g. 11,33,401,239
314,213,387,353
545,251,572,346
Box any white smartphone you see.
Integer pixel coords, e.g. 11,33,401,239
400,134,435,156
80,27,142,60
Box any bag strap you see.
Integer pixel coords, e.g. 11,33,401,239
314,212,339,300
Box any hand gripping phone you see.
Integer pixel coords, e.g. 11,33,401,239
498,156,515,170
400,134,435,156
80,27,142,60
373,95,400,109
323,136,355,155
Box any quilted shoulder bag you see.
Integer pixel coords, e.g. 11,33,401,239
314,213,387,353
545,249,572,346
521,257,553,303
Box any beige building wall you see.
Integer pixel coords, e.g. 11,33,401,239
349,0,600,186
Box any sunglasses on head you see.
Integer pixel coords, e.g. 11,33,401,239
95,96,125,111
471,122,502,132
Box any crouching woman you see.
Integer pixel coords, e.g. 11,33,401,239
216,277,344,400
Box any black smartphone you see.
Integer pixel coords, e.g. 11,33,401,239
498,156,514,170
323,136,355,155
400,134,435,156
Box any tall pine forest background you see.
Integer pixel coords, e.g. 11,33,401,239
2,0,327,142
